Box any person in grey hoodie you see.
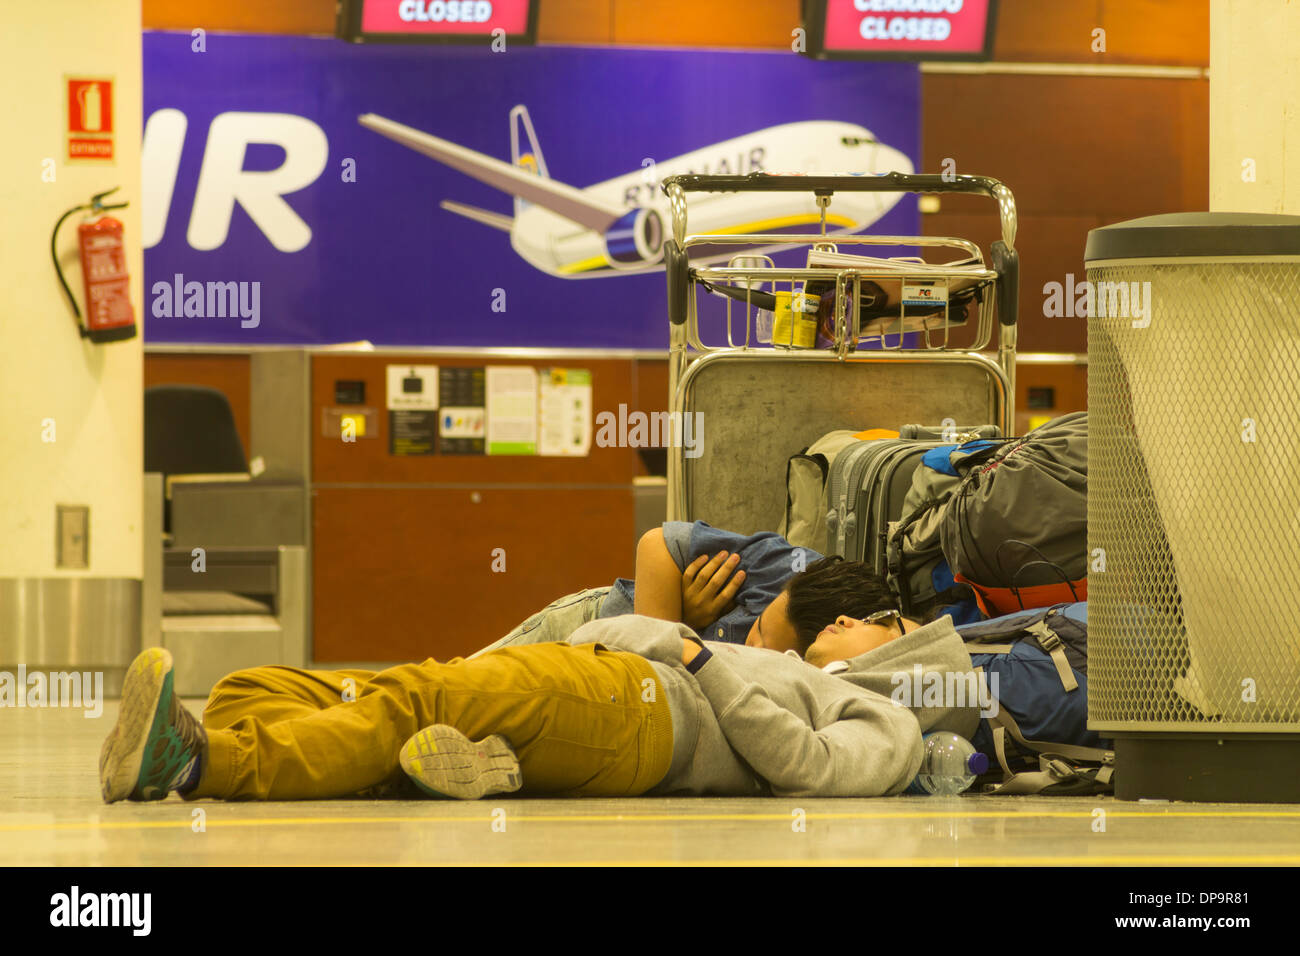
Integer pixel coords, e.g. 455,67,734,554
100,611,980,803
562,611,981,798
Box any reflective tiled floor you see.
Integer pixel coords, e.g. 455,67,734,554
4,699,1300,866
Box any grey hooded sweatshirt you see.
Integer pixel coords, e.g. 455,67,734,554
565,613,980,797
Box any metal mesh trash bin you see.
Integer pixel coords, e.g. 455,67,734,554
1085,212,1300,802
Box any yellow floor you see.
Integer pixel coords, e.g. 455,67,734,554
5,698,1300,866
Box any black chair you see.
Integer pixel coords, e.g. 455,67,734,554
145,385,248,535
142,386,306,693
144,384,247,477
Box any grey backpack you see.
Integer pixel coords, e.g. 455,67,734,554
940,412,1089,617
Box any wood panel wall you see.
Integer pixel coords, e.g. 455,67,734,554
995,0,1207,65
1014,362,1087,436
314,486,633,661
922,72,1208,353
310,353,658,660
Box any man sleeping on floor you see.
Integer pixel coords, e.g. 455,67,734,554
99,608,982,803
473,519,949,659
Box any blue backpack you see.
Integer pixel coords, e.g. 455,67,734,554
956,602,1114,795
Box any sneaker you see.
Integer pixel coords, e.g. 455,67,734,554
100,647,207,803
399,725,522,800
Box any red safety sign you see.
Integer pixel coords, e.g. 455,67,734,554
66,77,115,161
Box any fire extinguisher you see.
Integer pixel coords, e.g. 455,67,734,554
50,186,137,343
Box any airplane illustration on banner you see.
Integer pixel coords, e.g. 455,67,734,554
359,106,913,278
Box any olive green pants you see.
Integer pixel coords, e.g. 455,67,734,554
189,642,673,801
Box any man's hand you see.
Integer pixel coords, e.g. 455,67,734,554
681,551,746,632
681,637,702,666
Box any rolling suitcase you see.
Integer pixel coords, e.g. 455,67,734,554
826,425,1001,571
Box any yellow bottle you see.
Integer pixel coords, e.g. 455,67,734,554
771,290,819,348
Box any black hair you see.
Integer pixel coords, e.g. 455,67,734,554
780,556,898,654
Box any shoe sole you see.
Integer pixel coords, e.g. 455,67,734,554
399,726,521,800
100,647,173,803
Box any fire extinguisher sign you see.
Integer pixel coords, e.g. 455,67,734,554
65,76,115,162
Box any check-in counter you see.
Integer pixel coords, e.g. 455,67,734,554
144,472,308,696
145,347,668,665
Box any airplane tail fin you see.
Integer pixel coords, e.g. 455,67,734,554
510,105,549,216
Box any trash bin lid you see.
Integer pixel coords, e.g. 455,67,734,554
1085,212,1300,262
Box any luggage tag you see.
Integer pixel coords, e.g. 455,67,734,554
901,279,950,327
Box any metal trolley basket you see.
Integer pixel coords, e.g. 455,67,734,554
660,172,1020,534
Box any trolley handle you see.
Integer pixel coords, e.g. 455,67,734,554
663,171,1001,197
662,172,1016,250
661,171,1018,329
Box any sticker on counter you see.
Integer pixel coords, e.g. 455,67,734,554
539,368,592,456
323,407,378,440
440,406,485,439
439,367,486,454
386,365,439,410
389,410,437,455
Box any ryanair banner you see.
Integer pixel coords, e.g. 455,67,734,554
143,34,919,347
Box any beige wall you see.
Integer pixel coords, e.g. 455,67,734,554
0,1,144,579
1210,0,1300,213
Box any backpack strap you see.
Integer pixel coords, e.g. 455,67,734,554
964,639,1015,655
989,696,1110,764
971,667,1114,795
1024,619,1079,692
888,497,951,616
964,617,1079,694
981,752,1115,795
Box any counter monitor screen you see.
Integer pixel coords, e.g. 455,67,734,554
804,0,997,61
337,0,539,44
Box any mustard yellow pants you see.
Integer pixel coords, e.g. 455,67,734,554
188,643,674,801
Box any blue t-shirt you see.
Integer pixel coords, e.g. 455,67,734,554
599,521,823,644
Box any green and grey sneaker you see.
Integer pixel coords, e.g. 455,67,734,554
100,647,207,803
399,725,522,800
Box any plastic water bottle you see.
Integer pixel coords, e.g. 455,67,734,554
906,732,989,795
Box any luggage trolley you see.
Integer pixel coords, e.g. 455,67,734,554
660,172,1019,534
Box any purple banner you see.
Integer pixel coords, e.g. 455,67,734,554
143,34,919,348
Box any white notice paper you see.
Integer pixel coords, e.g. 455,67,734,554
486,366,538,455
539,368,592,456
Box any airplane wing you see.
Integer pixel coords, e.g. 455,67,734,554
440,200,514,232
360,113,625,233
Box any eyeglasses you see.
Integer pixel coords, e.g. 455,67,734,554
863,609,906,636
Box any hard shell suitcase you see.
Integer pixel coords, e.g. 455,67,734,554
828,438,930,564
861,441,945,574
